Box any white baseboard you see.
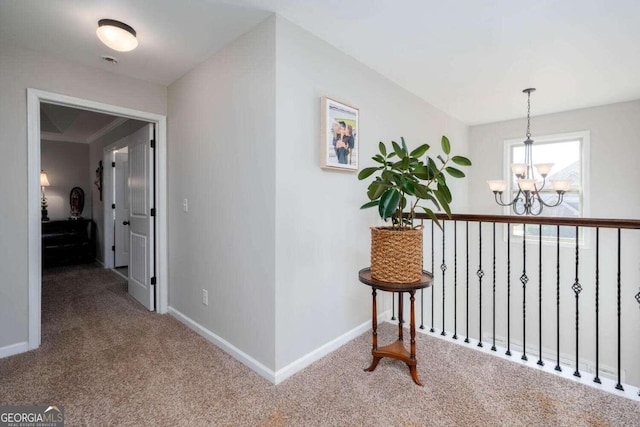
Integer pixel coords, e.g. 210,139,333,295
168,307,276,383
0,341,29,359
168,306,390,385
95,258,104,267
274,310,391,384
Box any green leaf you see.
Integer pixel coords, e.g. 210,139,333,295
392,141,405,158
378,141,387,157
360,200,379,209
372,154,386,164
438,183,452,203
445,166,466,178
401,137,408,154
437,155,445,164
401,156,410,170
413,183,430,199
413,164,429,180
367,182,388,200
425,193,441,211
452,155,472,166
421,207,442,229
401,179,415,195
441,135,451,155
378,188,400,219
410,144,430,158
433,190,452,216
387,152,397,158
357,167,380,180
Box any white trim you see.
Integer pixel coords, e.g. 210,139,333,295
168,307,276,383
102,149,115,269
0,342,29,359
274,310,391,384
168,306,391,385
27,88,169,353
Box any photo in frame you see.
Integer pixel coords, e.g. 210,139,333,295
320,97,359,171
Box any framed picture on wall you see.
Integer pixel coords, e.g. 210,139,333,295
320,97,359,171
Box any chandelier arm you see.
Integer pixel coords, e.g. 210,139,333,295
536,191,565,208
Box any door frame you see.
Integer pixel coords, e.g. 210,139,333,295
104,142,131,270
27,88,168,350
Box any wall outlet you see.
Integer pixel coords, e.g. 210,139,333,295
183,198,189,212
202,289,208,305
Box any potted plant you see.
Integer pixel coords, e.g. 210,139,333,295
358,136,471,283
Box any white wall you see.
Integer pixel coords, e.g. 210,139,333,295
167,17,277,369
273,16,470,370
41,140,90,220
0,42,166,350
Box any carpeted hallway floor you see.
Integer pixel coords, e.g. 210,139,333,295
1,264,639,426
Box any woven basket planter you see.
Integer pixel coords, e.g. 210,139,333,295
370,226,423,283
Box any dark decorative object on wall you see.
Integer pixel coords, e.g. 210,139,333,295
69,187,85,219
94,161,103,201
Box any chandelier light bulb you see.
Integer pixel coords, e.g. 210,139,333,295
96,19,138,52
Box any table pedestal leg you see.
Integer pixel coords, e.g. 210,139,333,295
409,291,423,386
365,289,381,372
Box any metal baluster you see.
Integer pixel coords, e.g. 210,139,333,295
477,222,484,347
491,222,496,351
430,220,435,333
506,224,512,356
537,225,544,366
453,220,458,340
572,226,582,377
594,228,601,383
420,219,424,329
441,221,447,336
521,224,528,361
555,225,561,372
615,229,624,391
465,221,470,344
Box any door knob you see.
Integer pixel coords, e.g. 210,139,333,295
123,221,130,226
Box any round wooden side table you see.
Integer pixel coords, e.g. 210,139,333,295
358,267,433,386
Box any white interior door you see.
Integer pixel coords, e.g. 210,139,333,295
127,124,155,311
114,149,129,267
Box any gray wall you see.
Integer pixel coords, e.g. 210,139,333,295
273,16,470,370
167,17,277,369
0,42,166,349
40,141,90,220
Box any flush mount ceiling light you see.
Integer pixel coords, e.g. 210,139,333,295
96,19,138,52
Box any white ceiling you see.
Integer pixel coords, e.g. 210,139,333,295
2,0,640,124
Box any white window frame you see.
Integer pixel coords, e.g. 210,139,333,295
502,130,590,247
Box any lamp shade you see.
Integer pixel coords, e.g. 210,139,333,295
40,171,50,187
96,19,138,52
551,180,571,192
517,179,536,192
534,163,554,177
487,180,507,192
511,163,527,177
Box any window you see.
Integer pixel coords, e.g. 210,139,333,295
504,131,589,242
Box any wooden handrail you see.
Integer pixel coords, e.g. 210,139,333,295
411,213,640,230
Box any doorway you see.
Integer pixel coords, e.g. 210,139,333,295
27,89,168,351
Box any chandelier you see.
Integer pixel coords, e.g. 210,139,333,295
487,88,571,215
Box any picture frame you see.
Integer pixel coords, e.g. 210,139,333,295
320,97,359,171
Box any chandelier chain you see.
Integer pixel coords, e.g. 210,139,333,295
526,90,531,139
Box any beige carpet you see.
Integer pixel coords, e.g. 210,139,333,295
1,264,639,426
